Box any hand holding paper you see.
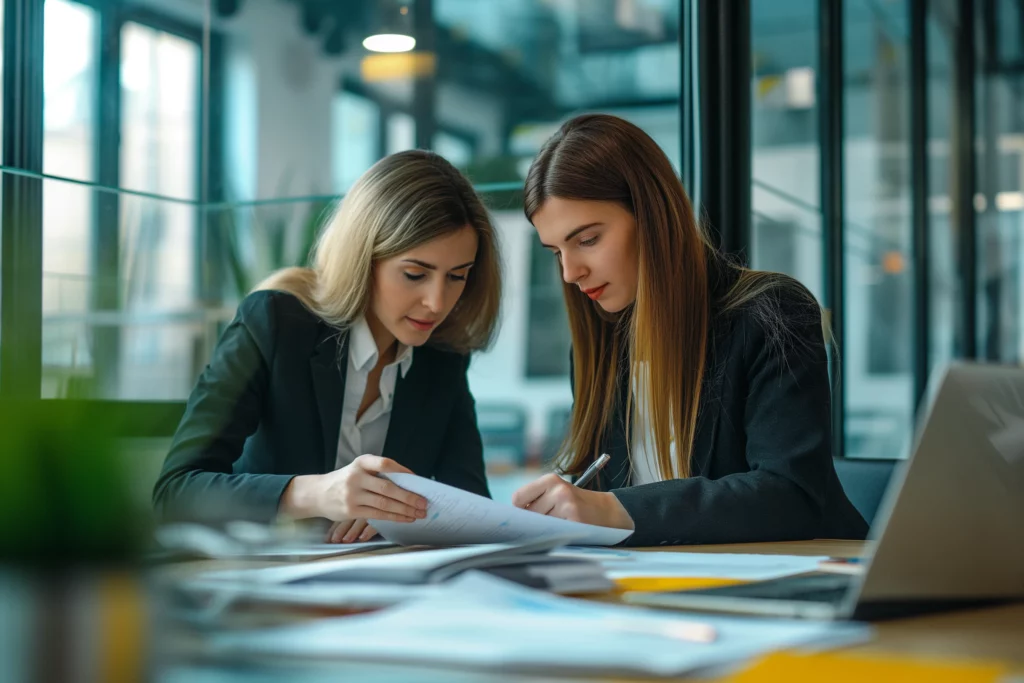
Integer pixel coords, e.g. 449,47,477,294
371,473,634,546
280,455,428,523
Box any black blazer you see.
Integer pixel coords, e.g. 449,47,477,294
589,271,868,547
153,290,490,525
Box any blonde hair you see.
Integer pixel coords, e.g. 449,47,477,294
257,150,502,353
524,114,809,481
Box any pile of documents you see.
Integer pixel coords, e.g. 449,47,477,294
162,471,876,677
180,537,613,610
210,572,871,677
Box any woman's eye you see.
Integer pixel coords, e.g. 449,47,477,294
447,273,467,282
404,272,426,281
579,236,599,247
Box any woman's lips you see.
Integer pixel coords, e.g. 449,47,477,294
406,317,436,331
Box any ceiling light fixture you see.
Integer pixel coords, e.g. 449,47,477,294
362,33,416,52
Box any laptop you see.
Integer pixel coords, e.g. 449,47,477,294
623,362,1024,620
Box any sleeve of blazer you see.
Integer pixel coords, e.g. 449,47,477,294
612,293,832,546
432,354,491,498
152,291,295,524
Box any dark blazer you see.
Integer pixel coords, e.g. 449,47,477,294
587,269,868,547
153,290,490,525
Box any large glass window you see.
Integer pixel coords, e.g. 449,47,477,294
750,0,823,300
118,21,200,399
41,0,97,398
843,0,914,459
975,0,1023,364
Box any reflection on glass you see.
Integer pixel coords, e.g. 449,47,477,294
41,0,97,398
843,0,913,459
333,89,380,193
118,21,199,399
750,0,823,301
975,0,1023,364
386,112,415,155
926,1,958,374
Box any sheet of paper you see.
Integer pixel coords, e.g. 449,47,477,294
182,579,442,609
154,523,394,561
197,540,563,586
242,541,395,561
372,473,633,546
551,550,828,581
213,572,871,677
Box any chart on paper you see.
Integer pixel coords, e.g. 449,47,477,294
372,473,634,546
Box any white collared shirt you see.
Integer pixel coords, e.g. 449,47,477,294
630,362,679,485
335,316,414,470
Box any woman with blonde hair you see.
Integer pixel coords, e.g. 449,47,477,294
155,150,502,543
512,114,867,546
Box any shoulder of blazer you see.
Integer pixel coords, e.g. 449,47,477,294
235,289,332,360
713,273,825,366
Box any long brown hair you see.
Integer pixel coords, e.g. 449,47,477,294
524,114,796,481
257,150,502,353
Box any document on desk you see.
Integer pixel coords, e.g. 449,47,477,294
213,572,871,677
372,473,633,546
552,550,829,581
153,523,395,561
196,537,570,586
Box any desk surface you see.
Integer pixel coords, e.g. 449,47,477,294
163,540,1024,681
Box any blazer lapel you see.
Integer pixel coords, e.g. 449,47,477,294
381,357,429,472
310,325,349,474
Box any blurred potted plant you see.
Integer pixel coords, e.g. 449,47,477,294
0,400,156,680
216,173,335,298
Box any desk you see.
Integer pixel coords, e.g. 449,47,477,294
161,540,1024,681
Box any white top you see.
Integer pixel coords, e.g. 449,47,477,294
630,362,679,485
335,316,414,469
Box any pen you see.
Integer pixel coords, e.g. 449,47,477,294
574,453,611,489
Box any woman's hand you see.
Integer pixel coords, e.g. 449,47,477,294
326,519,379,543
511,473,634,530
280,455,428,522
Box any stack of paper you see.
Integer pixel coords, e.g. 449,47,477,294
183,537,612,610
212,572,872,677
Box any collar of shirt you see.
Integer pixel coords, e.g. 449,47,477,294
348,316,414,378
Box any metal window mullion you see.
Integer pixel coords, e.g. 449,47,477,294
819,0,846,458
910,0,931,408
1,0,45,399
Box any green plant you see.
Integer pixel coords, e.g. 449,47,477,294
0,401,149,567
218,195,334,298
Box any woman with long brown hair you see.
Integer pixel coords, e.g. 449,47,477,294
155,150,502,543
512,114,867,546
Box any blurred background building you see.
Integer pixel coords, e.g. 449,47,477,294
1,0,1020,503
